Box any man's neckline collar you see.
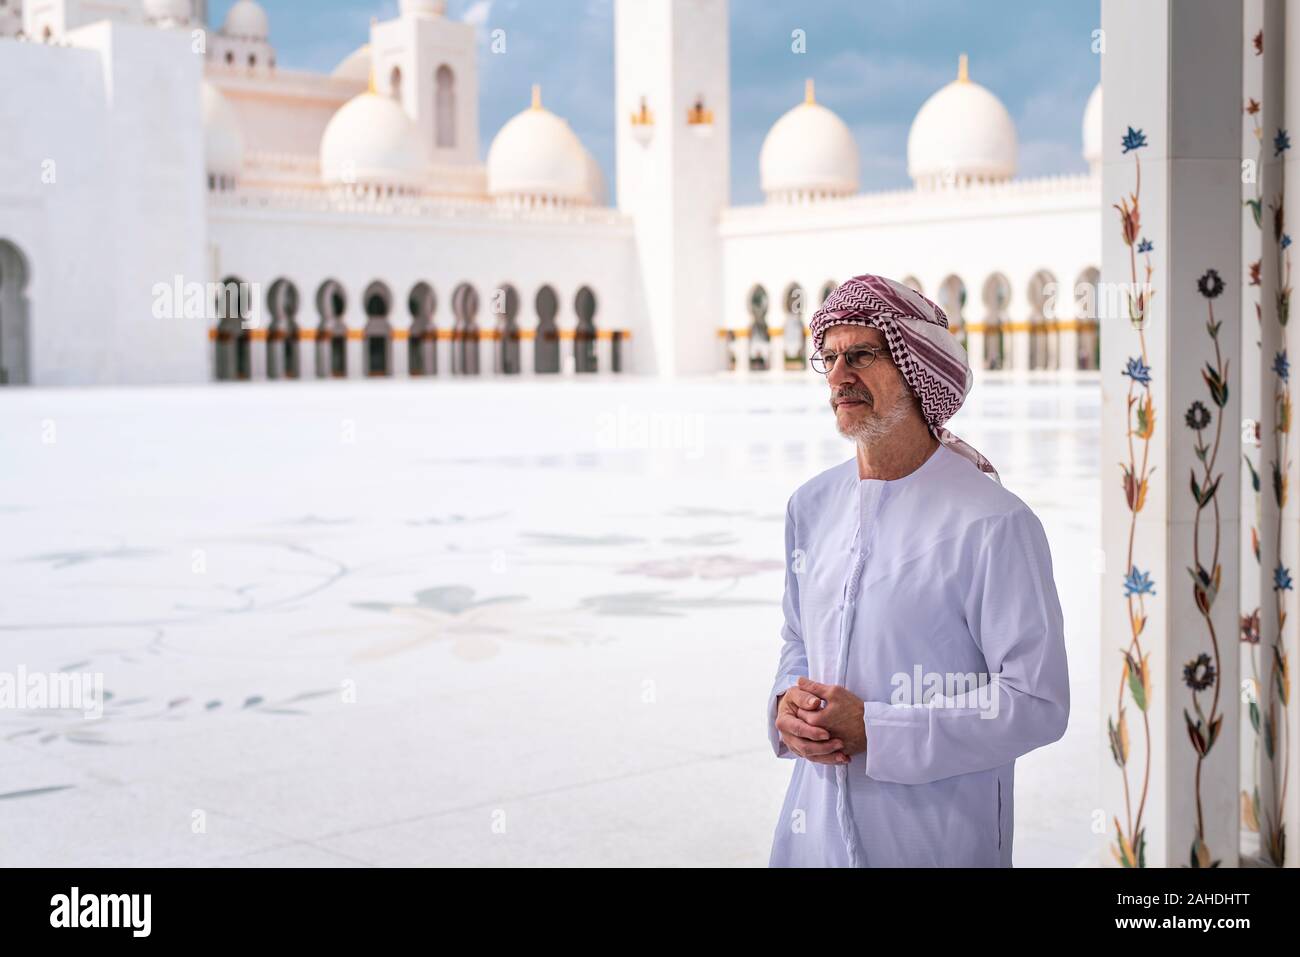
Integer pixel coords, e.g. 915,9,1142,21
855,441,946,487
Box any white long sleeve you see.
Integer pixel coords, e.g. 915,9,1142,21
861,505,1070,785
767,496,808,759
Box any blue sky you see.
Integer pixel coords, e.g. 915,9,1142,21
209,0,1100,204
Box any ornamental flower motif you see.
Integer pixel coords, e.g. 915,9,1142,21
1274,350,1290,382
350,584,599,661
1124,566,1156,598
1197,268,1225,299
1185,400,1211,431
1250,260,1261,286
1241,609,1261,645
1274,565,1293,592
1276,128,1292,156
1121,127,1148,153
1246,98,1261,115
1284,234,1293,250
1183,652,1216,691
1137,238,1154,254
1254,29,1263,55
1122,356,1152,386
1115,195,1141,247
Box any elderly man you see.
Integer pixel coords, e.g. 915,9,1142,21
767,273,1070,867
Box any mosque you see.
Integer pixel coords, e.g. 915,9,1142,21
0,0,1102,386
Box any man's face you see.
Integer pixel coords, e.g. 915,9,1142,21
819,325,922,442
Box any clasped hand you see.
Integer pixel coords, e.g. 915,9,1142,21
774,676,868,765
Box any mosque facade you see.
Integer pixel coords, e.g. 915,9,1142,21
0,0,1101,386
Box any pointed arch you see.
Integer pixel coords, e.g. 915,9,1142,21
363,281,393,376
215,275,252,381
408,282,438,377
980,272,1011,371
266,278,301,380
1027,269,1058,370
435,64,456,149
0,239,32,385
316,279,349,378
574,285,598,373
494,283,522,375
937,274,968,354
534,285,560,374
1074,266,1101,371
451,282,480,374
782,282,806,370
747,283,770,371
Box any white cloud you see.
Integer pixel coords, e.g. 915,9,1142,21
463,0,492,29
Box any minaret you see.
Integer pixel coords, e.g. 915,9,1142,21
370,1,480,169
615,0,730,376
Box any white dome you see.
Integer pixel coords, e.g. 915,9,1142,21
143,0,191,25
401,0,447,16
320,92,428,190
486,87,589,204
223,0,269,41
201,82,244,180
331,44,371,81
1082,83,1102,169
583,148,606,206
759,80,859,201
907,55,1017,189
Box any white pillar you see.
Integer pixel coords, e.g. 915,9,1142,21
1057,269,1081,373
964,326,986,381
1270,0,1300,866
346,335,362,379
393,325,410,378
250,332,266,381
1100,0,1244,867
1009,322,1031,373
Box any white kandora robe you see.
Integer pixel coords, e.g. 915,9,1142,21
767,443,1070,867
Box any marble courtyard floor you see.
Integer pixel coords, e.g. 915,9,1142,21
0,372,1101,866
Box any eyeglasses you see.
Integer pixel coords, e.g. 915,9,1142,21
810,344,888,375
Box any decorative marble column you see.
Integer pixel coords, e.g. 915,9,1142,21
1241,0,1295,868
1100,0,1243,867
1238,0,1266,864
1270,0,1300,867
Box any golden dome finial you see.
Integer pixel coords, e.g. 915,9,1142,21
804,78,815,104
957,53,969,83
531,83,541,110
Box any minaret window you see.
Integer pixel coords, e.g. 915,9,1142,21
435,64,456,149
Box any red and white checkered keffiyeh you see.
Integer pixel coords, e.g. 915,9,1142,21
809,273,1000,484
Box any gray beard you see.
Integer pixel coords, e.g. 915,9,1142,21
837,396,915,445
